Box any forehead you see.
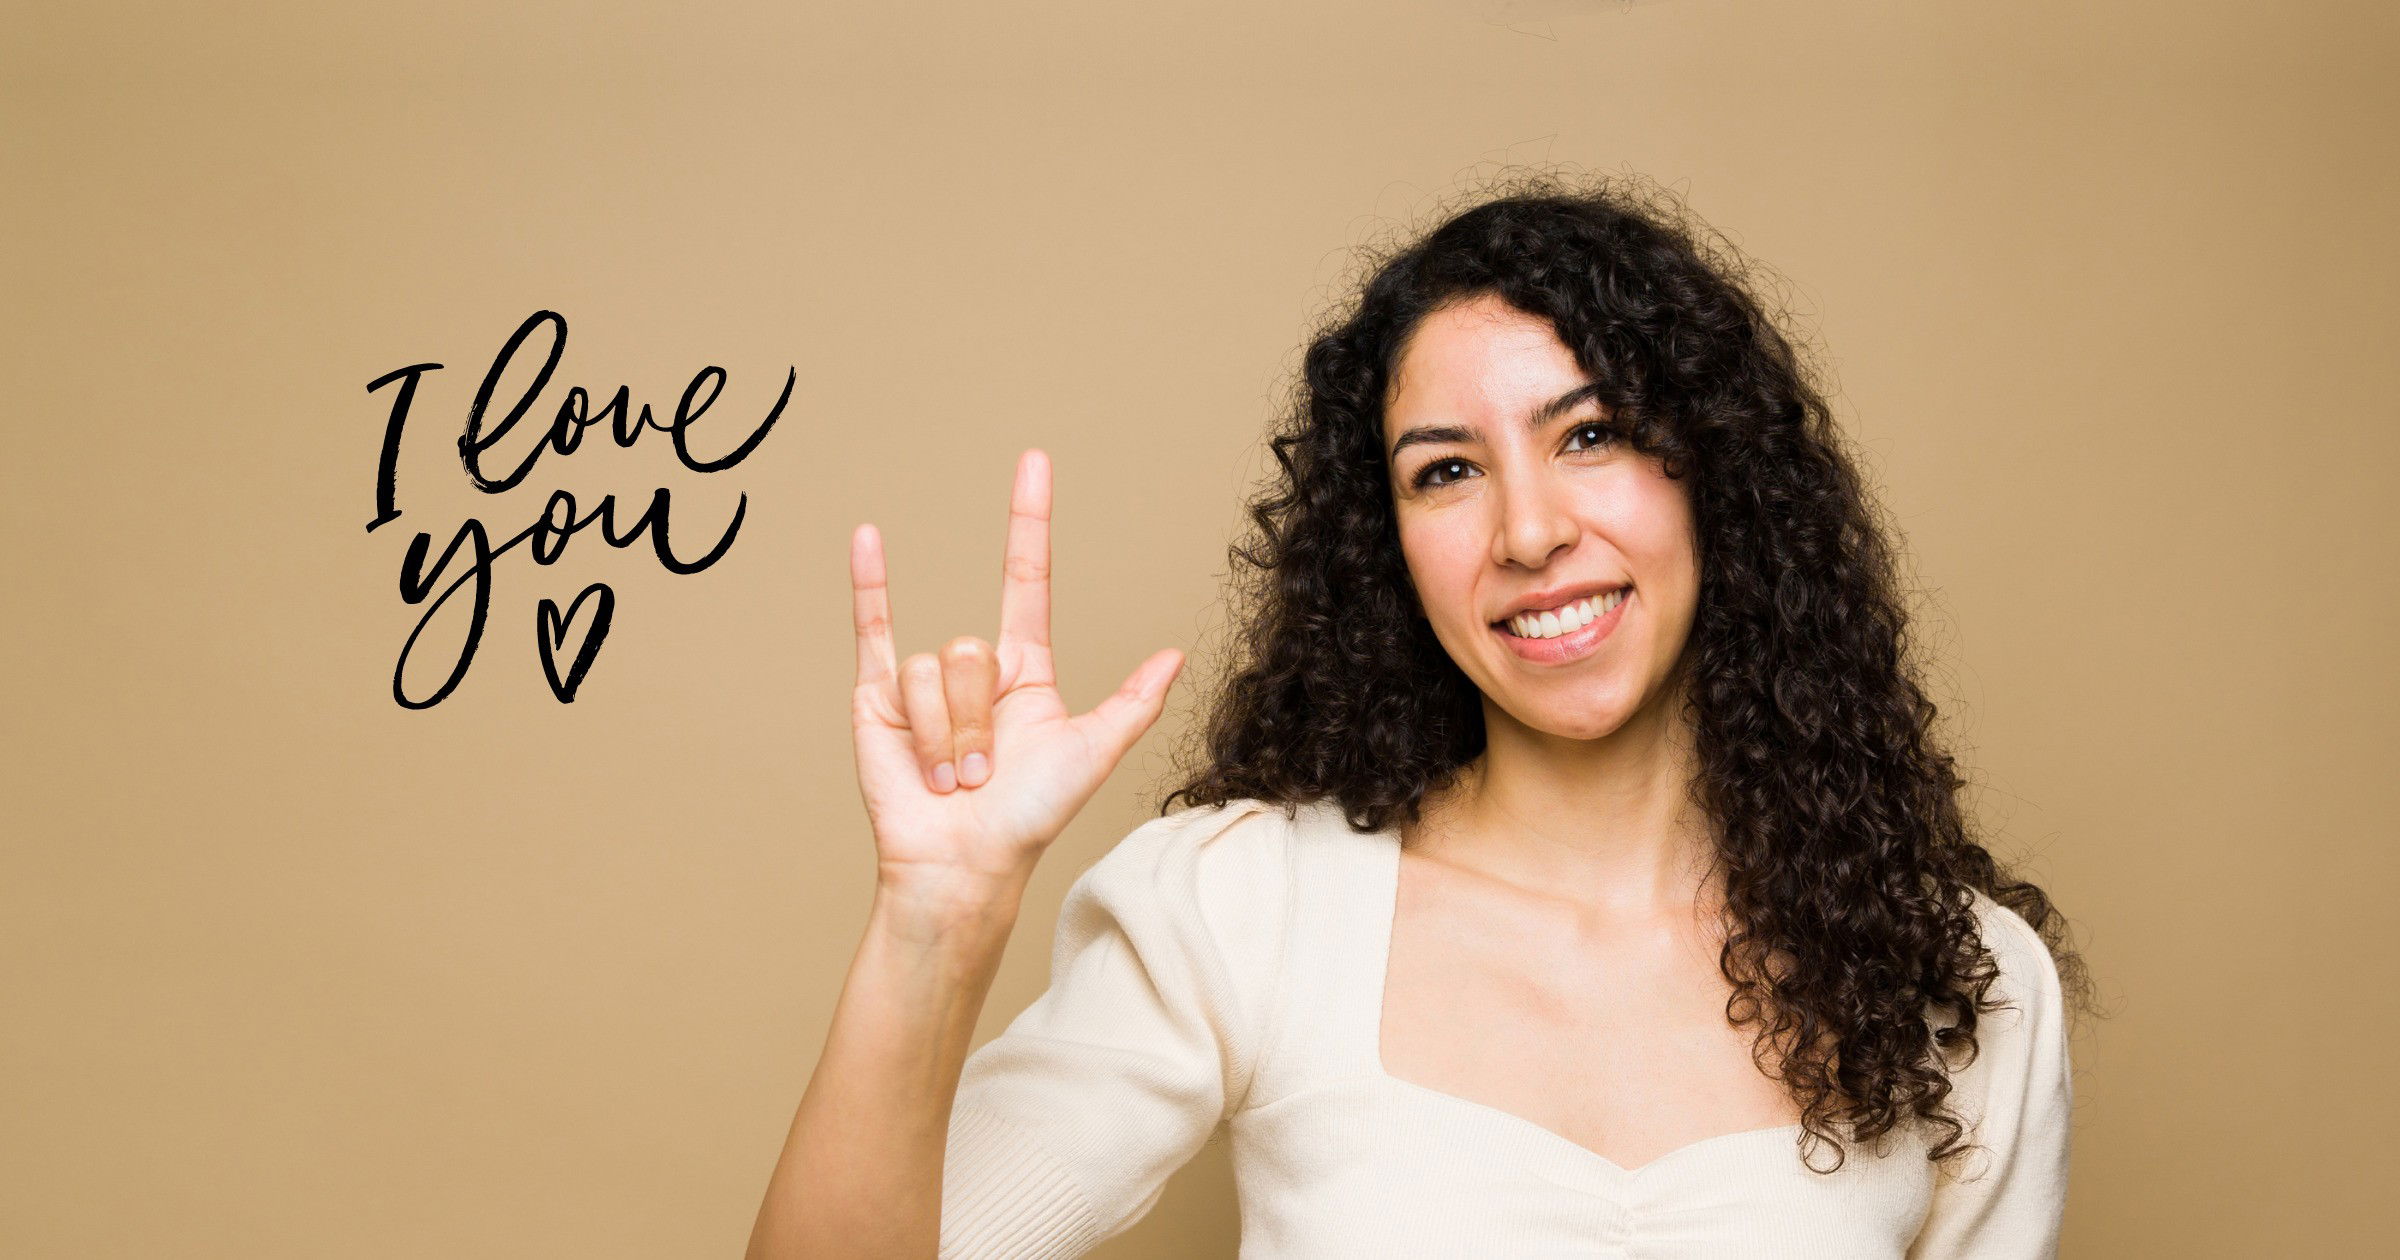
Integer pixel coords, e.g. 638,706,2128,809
1383,297,1589,434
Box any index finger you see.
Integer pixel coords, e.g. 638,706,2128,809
996,449,1051,654
851,522,899,686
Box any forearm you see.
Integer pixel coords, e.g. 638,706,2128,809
747,877,1029,1260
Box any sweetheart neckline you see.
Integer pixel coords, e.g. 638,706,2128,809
1373,1069,1807,1176
1359,809,1807,1178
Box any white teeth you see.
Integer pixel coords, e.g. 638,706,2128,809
1504,588,1625,639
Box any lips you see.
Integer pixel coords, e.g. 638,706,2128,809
1488,581,1631,628
1493,586,1625,640
1490,584,1631,663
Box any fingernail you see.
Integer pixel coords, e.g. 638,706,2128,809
931,761,957,793
960,751,989,787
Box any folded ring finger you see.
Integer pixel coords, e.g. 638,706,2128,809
897,653,956,792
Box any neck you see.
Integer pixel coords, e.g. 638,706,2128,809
1417,681,1723,923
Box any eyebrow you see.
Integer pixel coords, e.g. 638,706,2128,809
1386,382,1607,461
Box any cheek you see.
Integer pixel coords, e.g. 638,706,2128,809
1398,522,1482,617
1601,477,1697,578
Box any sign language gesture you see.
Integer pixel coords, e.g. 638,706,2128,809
850,449,1185,906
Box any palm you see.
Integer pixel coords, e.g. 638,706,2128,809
848,450,1181,895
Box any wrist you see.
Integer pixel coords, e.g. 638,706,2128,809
871,866,1031,945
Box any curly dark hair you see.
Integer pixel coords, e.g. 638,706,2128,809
1158,169,2093,1175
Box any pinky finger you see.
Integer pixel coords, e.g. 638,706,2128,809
851,524,900,687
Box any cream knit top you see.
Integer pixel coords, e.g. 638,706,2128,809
938,796,2074,1258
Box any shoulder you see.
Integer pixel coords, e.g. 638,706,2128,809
1049,798,1303,1104
1084,796,1315,912
1925,889,2078,1191
1948,886,2074,1116
1066,797,1300,966
1963,887,2066,1018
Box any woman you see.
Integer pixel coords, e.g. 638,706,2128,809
747,174,2090,1259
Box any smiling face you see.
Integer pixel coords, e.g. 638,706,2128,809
1382,293,1701,743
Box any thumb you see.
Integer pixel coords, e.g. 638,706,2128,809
1072,648,1184,767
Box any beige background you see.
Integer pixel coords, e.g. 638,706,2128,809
6,1,2394,1255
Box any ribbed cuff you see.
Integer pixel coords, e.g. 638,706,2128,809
939,1100,1106,1260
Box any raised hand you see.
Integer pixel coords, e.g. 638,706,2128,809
849,449,1185,907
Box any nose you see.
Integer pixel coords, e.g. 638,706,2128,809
1490,468,1578,571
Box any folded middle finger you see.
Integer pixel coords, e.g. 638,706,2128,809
941,637,1000,787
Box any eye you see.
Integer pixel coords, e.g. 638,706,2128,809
1412,457,1477,490
1565,421,1617,452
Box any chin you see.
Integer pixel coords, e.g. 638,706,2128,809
1500,695,1632,742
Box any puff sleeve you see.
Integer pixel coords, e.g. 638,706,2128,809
937,799,1294,1259
1908,893,2077,1259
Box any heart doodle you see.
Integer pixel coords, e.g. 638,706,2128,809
535,583,616,703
